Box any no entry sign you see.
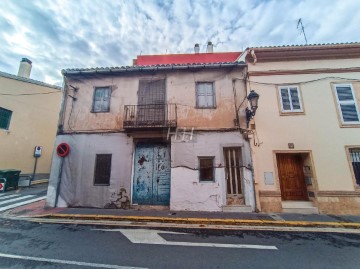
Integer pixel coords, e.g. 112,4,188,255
56,143,70,157
0,182,4,192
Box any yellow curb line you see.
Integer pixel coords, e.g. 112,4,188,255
30,213,360,229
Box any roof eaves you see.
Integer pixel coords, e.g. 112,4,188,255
62,62,246,76
0,71,62,90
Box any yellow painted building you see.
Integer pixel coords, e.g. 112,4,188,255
0,58,62,180
242,43,360,214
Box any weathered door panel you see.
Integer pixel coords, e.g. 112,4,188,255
153,145,171,204
133,143,170,205
224,147,244,205
277,154,308,201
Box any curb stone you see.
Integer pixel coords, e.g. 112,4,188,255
32,213,360,229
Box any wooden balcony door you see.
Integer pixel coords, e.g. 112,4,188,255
137,79,166,125
277,154,308,201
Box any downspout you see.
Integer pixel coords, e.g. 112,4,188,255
249,146,259,212
57,75,69,134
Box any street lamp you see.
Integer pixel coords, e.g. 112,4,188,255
245,90,259,128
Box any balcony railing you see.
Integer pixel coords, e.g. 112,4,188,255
123,104,177,129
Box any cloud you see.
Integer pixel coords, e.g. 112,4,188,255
0,0,359,85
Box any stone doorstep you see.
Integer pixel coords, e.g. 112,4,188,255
222,205,253,213
282,201,319,214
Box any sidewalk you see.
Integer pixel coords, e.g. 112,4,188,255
6,200,360,229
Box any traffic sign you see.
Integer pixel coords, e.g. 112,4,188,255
56,143,70,158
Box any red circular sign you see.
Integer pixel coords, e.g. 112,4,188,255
0,183,3,190
56,143,70,157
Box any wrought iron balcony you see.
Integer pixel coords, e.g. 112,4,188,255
123,104,177,129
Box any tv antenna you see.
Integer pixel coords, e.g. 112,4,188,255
297,18,308,45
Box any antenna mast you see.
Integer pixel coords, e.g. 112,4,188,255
297,18,308,45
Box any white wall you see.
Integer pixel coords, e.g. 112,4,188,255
170,131,254,211
46,133,133,208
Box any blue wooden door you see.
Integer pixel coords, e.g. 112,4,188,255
133,143,170,205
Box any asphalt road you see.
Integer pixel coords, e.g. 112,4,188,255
0,218,359,269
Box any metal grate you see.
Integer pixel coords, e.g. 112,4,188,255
350,149,360,185
224,147,242,195
124,104,177,128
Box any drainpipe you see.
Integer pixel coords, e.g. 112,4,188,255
249,146,259,212
57,76,68,134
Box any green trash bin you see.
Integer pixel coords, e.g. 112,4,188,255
0,170,21,191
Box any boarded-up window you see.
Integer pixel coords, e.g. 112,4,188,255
199,157,215,182
94,154,112,185
334,84,360,124
279,86,303,112
0,107,12,130
349,148,360,185
92,87,111,112
196,82,215,108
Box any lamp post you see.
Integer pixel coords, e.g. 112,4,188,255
245,90,260,128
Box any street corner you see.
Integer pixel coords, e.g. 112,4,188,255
5,199,65,218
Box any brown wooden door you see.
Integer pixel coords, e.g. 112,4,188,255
277,154,308,201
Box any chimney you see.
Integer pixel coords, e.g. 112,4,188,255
17,58,32,78
194,43,200,54
207,41,213,53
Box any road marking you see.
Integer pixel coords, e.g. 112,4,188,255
0,196,46,212
98,229,278,250
0,194,20,200
0,252,147,269
0,195,34,206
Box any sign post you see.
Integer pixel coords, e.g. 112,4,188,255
55,143,70,207
31,146,42,185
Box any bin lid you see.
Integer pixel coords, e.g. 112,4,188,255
0,169,22,174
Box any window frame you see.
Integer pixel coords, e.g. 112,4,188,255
333,84,360,125
93,154,112,186
195,82,216,109
346,146,360,188
91,86,111,113
278,85,303,113
0,107,12,130
198,156,215,182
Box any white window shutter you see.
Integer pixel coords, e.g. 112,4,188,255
290,88,301,110
335,85,360,123
280,88,291,111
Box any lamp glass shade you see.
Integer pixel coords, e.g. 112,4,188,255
247,90,259,110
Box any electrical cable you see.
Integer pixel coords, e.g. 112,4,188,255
0,91,61,96
247,76,360,86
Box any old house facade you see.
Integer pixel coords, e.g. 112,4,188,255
46,46,257,212
242,43,360,214
0,58,62,180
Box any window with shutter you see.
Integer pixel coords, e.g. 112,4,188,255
334,84,360,124
0,107,12,130
279,86,303,112
92,87,111,112
94,154,112,185
349,148,360,186
199,157,215,182
196,82,215,108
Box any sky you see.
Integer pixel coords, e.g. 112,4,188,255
1,0,359,86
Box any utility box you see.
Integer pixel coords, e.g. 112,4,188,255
0,170,21,191
34,146,42,157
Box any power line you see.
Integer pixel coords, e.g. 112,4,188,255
0,91,61,96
